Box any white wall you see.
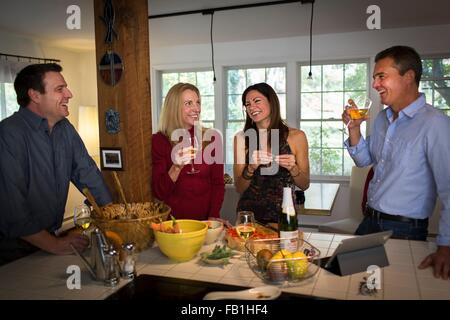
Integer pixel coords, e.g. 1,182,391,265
150,24,450,132
0,30,98,129
0,30,99,221
150,24,450,65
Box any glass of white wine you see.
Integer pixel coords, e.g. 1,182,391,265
186,135,200,175
235,211,256,241
73,204,92,235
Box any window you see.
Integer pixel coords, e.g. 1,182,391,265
160,70,215,128
420,57,450,116
0,82,19,121
1,59,29,120
225,66,286,175
299,62,369,177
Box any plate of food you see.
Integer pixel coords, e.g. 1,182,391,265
224,223,278,252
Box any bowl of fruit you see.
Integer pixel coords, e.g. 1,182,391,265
152,217,208,262
244,236,321,285
92,201,171,252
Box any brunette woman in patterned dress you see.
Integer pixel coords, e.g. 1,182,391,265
233,83,310,224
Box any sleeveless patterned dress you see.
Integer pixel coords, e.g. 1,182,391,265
236,141,296,224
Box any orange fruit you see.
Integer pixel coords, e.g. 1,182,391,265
151,222,162,231
105,230,123,250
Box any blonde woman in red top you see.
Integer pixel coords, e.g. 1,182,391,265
151,83,225,220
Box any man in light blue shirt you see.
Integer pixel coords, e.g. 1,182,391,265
343,46,450,279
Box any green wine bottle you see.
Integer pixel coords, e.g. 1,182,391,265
279,187,299,252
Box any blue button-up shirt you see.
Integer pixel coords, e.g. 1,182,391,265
345,94,450,246
0,107,112,239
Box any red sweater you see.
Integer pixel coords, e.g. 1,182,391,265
151,132,225,220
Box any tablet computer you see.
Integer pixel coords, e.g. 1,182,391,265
324,230,393,269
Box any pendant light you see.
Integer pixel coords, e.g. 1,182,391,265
307,1,315,80
203,10,216,83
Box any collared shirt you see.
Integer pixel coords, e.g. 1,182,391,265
0,107,112,239
345,94,450,246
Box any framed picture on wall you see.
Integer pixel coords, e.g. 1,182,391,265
100,147,123,170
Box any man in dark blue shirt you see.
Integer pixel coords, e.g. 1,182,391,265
0,63,112,265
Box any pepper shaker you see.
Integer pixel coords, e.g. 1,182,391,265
104,247,120,287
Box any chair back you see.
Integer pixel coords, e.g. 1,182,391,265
429,198,441,236
349,166,372,218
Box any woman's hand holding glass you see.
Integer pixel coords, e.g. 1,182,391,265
274,154,296,171
173,135,200,174
174,137,200,174
174,146,196,168
249,150,273,171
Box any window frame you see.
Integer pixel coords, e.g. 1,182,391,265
154,58,373,181
420,54,450,116
223,63,287,176
0,82,7,119
0,81,19,121
156,68,216,131
298,58,371,181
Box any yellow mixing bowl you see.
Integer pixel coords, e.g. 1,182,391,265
154,219,208,262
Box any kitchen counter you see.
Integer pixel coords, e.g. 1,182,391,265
0,232,449,300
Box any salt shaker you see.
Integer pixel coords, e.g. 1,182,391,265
120,242,137,279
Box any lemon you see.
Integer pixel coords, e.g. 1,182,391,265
266,249,292,282
271,249,292,260
287,251,308,278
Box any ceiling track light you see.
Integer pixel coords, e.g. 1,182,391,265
149,1,316,19
149,0,316,83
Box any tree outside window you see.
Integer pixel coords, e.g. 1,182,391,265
161,71,215,128
421,57,450,116
299,62,369,177
0,82,19,121
225,66,286,176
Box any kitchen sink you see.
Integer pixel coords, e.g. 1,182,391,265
106,274,323,300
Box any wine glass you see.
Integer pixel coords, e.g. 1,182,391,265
186,135,200,175
235,211,256,240
344,98,372,134
73,204,92,235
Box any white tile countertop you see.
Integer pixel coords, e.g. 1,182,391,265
0,232,449,300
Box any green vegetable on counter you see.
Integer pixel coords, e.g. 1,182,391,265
200,245,235,265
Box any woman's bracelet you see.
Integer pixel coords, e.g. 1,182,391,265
242,165,255,180
290,165,301,178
